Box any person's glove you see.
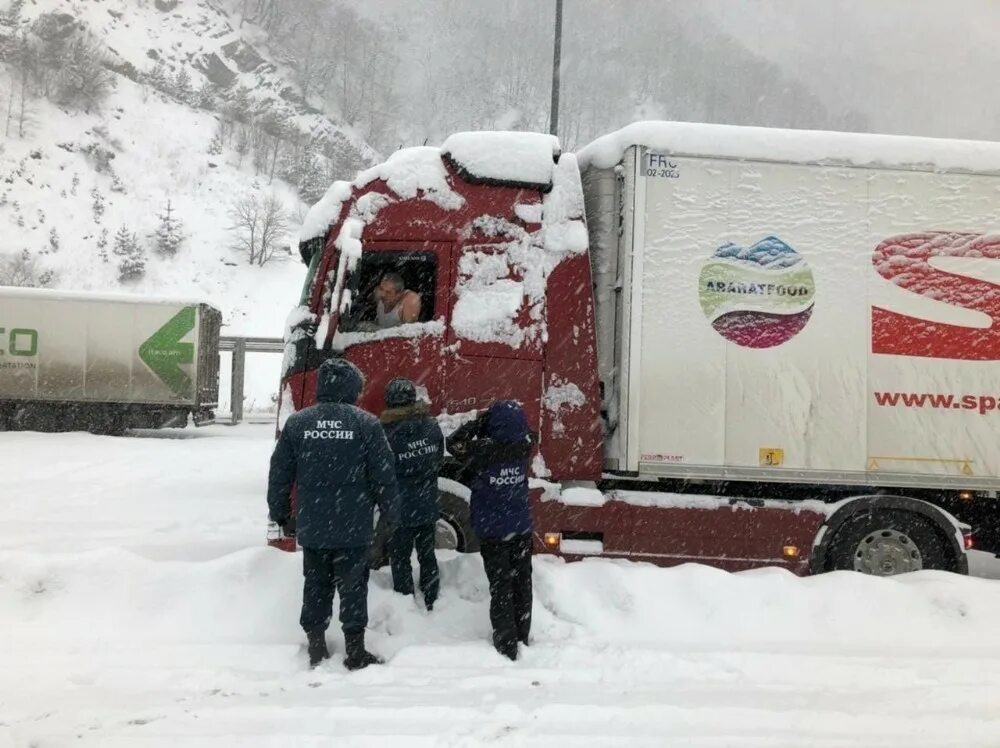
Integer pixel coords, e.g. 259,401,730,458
279,516,297,537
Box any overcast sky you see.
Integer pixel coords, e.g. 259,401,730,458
362,0,1000,143
694,0,1000,140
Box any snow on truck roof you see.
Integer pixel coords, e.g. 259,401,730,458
441,131,560,188
299,131,562,243
0,286,215,308
577,120,1000,174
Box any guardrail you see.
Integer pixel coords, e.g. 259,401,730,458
219,336,284,425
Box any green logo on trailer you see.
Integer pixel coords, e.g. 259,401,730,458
0,328,38,356
139,307,196,398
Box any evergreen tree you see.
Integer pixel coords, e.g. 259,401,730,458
195,83,216,110
208,128,224,156
91,187,105,223
172,68,193,103
148,60,169,91
113,224,145,282
96,227,109,263
297,152,328,204
153,200,184,257
229,86,254,123
48,226,59,252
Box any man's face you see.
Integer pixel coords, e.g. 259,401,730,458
378,279,403,307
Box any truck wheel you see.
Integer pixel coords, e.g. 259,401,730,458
368,490,478,569
439,490,478,554
826,509,950,575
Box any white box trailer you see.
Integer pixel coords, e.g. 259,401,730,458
580,123,1000,493
0,287,221,433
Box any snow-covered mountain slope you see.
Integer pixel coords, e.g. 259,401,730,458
0,0,373,337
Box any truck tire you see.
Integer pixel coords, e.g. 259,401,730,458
438,490,478,554
826,509,951,576
368,489,477,569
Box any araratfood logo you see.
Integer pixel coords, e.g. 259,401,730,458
698,236,815,349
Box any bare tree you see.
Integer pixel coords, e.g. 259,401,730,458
229,193,288,267
4,31,36,138
0,249,54,287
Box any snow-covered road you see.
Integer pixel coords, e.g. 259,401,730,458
4,425,1000,747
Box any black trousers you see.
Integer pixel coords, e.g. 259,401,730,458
480,534,533,650
300,546,368,635
390,523,440,605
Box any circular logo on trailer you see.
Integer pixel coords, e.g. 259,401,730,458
698,236,815,348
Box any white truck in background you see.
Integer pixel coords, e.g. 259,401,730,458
0,287,221,434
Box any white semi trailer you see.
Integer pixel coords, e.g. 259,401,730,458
0,287,221,433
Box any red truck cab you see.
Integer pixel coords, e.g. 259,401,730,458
277,133,604,553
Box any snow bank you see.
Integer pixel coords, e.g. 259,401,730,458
577,120,1000,174
442,131,560,187
6,427,1000,744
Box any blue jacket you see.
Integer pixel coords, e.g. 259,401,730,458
449,401,534,541
381,403,445,528
267,358,400,549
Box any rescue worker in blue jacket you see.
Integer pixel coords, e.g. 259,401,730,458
380,378,445,609
448,401,535,660
267,357,400,670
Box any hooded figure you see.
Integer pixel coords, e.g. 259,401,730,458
380,378,445,609
268,357,400,670
448,401,535,660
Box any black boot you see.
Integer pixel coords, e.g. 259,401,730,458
343,632,383,671
493,632,518,661
306,629,330,668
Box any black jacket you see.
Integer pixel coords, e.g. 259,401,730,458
267,358,400,549
381,403,445,528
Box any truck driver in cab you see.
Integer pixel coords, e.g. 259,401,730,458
375,272,422,328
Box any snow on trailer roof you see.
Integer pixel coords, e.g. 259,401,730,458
576,120,1000,175
0,285,216,308
299,131,562,243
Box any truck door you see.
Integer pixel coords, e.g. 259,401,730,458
444,243,544,431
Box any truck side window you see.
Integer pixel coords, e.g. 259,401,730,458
340,251,437,332
298,244,324,306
